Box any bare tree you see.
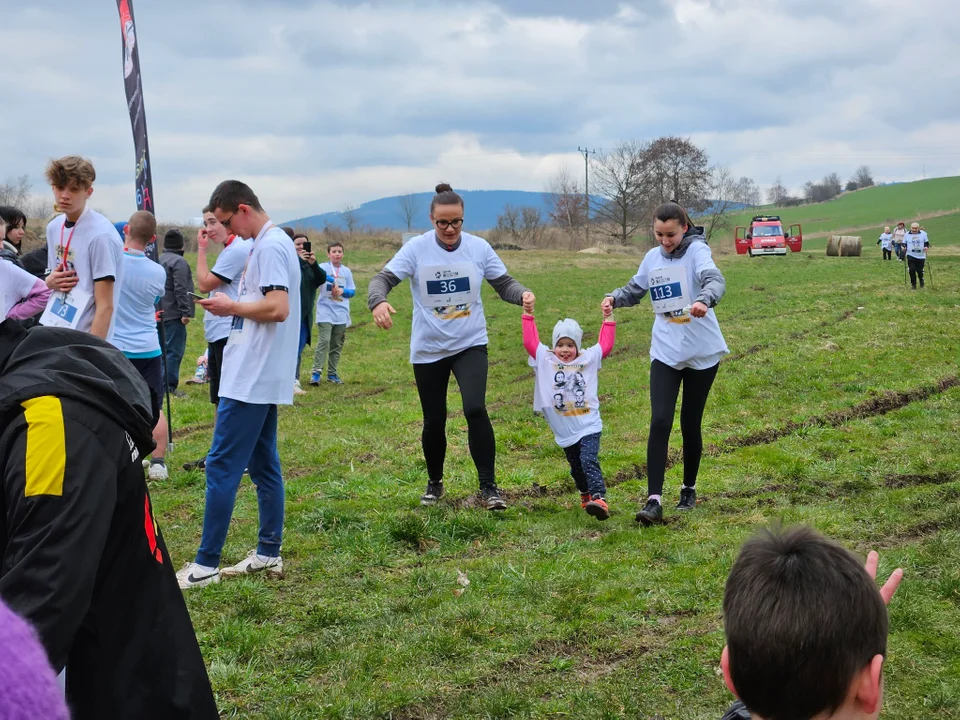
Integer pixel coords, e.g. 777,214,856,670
0,175,32,208
589,140,650,244
397,193,421,231
700,165,746,243
543,166,586,236
854,165,874,188
769,176,788,206
736,176,762,208
28,198,52,219
640,136,711,213
341,205,359,234
495,204,521,242
520,206,546,246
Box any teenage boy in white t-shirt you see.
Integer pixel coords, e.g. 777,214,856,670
311,240,355,384
112,210,171,480
177,181,301,590
41,156,124,342
181,207,253,473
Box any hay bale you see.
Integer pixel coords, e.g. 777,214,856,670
839,236,862,257
826,235,862,257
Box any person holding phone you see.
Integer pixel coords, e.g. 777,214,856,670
287,230,326,395
367,183,535,511
602,201,728,526
182,206,253,472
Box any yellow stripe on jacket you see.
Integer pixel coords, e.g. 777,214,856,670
21,396,66,497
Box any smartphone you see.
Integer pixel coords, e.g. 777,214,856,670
187,292,204,301
302,241,312,253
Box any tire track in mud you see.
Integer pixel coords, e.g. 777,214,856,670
723,308,856,363
497,374,960,500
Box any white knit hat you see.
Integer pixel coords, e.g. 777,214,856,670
552,318,583,350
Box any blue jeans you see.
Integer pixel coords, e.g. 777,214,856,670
196,399,285,567
562,432,605,497
295,318,310,379
161,319,187,390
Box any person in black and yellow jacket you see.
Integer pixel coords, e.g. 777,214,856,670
0,319,218,719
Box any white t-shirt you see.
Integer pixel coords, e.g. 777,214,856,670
0,260,40,320
533,343,603,448
632,241,729,370
903,230,929,259
44,208,124,341
879,233,893,250
385,230,508,364
219,223,301,406
204,237,253,343
113,250,166,357
316,262,354,327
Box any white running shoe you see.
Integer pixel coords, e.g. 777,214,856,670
293,379,306,396
220,550,283,577
148,462,169,481
177,563,220,590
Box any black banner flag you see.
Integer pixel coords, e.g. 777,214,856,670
117,0,157,261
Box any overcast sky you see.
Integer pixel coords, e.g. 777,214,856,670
2,0,958,223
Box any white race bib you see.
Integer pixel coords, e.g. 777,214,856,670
227,315,249,345
418,263,478,308
648,266,687,314
40,288,92,330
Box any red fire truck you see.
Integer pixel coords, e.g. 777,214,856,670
735,216,803,256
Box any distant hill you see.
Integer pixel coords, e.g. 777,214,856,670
284,190,605,232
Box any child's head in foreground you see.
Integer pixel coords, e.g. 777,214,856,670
551,318,582,363
722,525,889,720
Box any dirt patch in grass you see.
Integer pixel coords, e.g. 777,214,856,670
172,421,214,440
724,309,856,363
884,471,958,489
345,386,389,400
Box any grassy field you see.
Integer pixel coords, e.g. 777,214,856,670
153,239,960,719
726,175,960,237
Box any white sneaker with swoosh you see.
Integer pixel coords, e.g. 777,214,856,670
220,551,283,577
176,563,220,590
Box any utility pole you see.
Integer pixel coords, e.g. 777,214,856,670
578,146,596,246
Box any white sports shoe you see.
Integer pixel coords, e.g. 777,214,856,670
293,379,306,396
148,462,169,481
220,550,283,577
177,563,220,590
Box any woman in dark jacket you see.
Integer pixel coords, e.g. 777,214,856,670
282,228,326,393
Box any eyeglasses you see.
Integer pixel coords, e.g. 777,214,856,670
435,218,464,230
220,211,236,230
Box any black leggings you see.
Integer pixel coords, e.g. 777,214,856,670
907,256,925,288
647,359,720,496
413,345,495,488
883,248,892,260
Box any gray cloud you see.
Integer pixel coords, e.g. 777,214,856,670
0,0,957,221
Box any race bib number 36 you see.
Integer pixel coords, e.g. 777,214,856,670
648,266,687,314
419,263,478,308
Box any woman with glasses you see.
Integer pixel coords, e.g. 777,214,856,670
368,183,535,510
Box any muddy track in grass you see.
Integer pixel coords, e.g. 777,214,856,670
171,422,214,440
493,374,960,501
723,308,857,362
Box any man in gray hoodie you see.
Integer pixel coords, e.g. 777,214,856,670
158,228,195,395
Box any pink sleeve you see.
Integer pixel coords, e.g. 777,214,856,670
7,279,51,320
522,314,541,358
599,320,616,358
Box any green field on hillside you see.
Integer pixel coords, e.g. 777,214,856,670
726,175,960,236
155,244,960,719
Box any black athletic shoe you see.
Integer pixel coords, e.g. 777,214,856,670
481,485,508,511
636,498,664,526
420,481,445,506
676,487,697,511
182,457,206,472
